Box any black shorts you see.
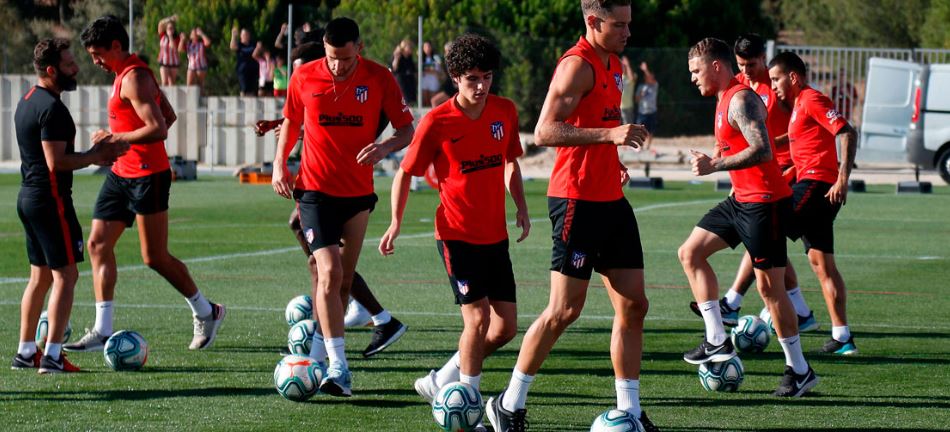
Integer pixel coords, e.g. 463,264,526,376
697,195,790,270
237,70,258,93
549,197,644,280
788,180,841,254
93,170,172,227
17,188,84,269
294,190,377,252
437,239,516,305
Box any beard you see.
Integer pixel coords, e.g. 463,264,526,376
57,71,78,92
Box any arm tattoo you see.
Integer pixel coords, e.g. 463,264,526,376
715,90,772,171
836,123,858,178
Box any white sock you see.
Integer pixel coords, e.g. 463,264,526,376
17,341,36,357
460,373,481,392
324,337,347,369
724,290,743,310
615,378,641,417
698,300,727,345
45,342,62,361
308,331,327,362
786,287,811,317
435,351,461,387
779,335,809,374
371,310,392,326
93,301,114,336
186,291,213,318
832,325,851,342
501,368,534,412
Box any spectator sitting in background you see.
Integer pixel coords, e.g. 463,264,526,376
157,15,182,86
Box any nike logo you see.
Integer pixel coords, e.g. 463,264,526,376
795,376,811,388
704,345,724,355
450,136,464,143
311,93,325,98
754,257,767,264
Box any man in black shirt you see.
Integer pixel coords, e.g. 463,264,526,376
12,38,126,373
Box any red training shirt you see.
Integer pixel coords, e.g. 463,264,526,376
736,72,792,169
284,56,413,197
109,54,170,178
788,86,847,184
402,94,523,244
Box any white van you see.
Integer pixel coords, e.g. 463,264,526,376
861,58,950,184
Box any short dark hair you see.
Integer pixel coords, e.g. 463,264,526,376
768,51,807,77
688,37,732,63
445,34,500,78
324,17,359,47
33,38,71,77
734,33,766,59
581,0,632,17
80,15,129,51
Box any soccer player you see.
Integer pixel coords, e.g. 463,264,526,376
13,38,127,373
769,51,859,355
272,17,414,397
680,37,817,397
378,34,529,432
688,34,818,332
486,1,658,431
65,15,226,353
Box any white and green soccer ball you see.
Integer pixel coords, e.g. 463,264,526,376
590,409,645,432
285,295,313,326
698,356,744,392
731,315,771,353
287,319,321,356
36,310,71,346
273,354,322,402
432,382,483,431
759,307,777,334
103,330,148,371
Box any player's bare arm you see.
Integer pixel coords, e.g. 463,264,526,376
113,69,168,144
505,160,530,242
272,117,303,199
534,56,646,148
379,168,413,256
41,136,127,171
356,124,414,166
691,90,771,175
827,122,858,204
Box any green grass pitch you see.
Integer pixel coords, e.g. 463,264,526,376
0,173,948,431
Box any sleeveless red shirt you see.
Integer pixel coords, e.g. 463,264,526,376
546,37,624,202
109,54,170,178
715,80,791,203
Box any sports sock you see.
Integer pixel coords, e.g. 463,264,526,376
45,342,62,361
786,287,811,317
699,300,727,345
435,351,461,387
501,368,534,412
325,337,347,369
615,378,641,417
93,301,114,336
779,334,809,375
460,373,481,392
17,341,36,357
186,291,213,318
308,331,327,362
724,290,743,310
832,325,851,343
371,310,392,326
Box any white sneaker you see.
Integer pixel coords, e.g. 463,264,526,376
344,297,373,328
414,369,439,402
63,328,109,352
189,303,226,350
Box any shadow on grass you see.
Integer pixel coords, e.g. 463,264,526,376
0,386,273,401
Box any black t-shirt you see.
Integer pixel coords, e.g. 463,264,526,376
236,42,256,73
15,86,76,195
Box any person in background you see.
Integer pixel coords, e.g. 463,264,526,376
254,46,275,97
635,61,658,154
156,15,182,86
620,56,637,125
230,26,259,97
420,41,444,107
273,54,288,98
179,27,211,95
392,39,417,106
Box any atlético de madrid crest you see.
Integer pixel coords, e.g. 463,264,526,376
491,121,505,141
355,86,368,103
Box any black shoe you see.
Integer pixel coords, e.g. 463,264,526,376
683,337,737,365
37,354,80,374
639,410,660,432
11,351,42,370
361,318,407,358
486,390,528,432
773,366,818,397
688,298,739,326
819,336,858,355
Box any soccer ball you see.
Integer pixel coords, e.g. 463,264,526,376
590,409,645,432
731,315,771,353
698,356,744,392
103,330,148,371
759,307,777,334
432,382,483,431
35,310,72,346
273,354,322,402
287,319,322,356
285,295,313,326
